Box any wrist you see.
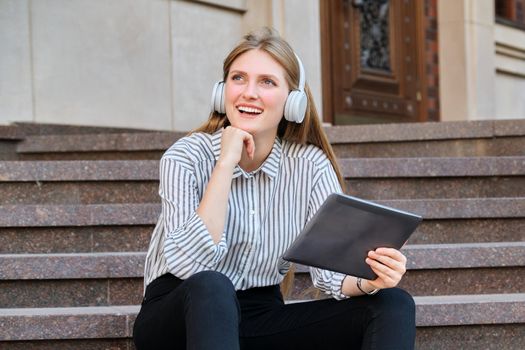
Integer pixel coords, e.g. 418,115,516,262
356,277,379,295
216,158,237,170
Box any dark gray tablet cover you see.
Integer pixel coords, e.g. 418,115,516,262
282,193,423,280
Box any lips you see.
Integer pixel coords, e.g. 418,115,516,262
237,105,263,115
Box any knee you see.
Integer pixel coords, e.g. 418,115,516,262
374,288,415,319
184,270,236,300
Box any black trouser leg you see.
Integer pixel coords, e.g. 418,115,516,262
133,271,241,350
239,287,416,350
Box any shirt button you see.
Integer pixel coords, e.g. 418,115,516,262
250,210,255,215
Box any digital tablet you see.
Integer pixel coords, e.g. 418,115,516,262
282,193,423,280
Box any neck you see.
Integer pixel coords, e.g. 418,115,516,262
239,132,277,172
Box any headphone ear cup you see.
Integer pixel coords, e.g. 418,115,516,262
211,81,226,114
284,90,307,123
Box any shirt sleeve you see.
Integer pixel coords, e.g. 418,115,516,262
306,161,350,300
160,152,228,271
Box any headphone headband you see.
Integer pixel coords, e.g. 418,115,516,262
294,53,305,93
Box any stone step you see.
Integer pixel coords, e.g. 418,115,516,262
0,125,24,140
13,120,525,160
0,204,159,227
290,242,525,299
0,226,153,254
15,132,180,160
2,218,523,255
0,294,524,349
0,199,523,255
410,218,525,244
1,157,524,204
1,243,523,307
342,156,525,199
12,122,151,136
414,293,525,349
0,126,24,161
328,119,525,158
0,160,159,205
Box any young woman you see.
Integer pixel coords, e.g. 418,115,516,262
133,27,415,350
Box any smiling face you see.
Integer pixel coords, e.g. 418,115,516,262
224,49,290,140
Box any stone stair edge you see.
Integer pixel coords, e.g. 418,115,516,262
0,203,160,227
1,242,524,280
0,198,524,227
0,125,25,140
0,305,137,341
0,160,159,182
1,157,525,182
326,119,525,143
340,156,525,178
16,132,184,153
14,120,525,153
1,294,525,341
12,122,162,136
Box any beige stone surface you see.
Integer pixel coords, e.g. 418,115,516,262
192,0,247,12
494,25,525,119
466,24,495,120
242,0,271,34
30,0,172,130
495,24,525,77
438,21,468,121
438,0,465,23
170,0,242,131
438,0,496,121
467,0,493,25
495,75,525,119
0,0,33,124
281,0,323,116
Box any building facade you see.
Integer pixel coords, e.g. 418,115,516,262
1,0,524,131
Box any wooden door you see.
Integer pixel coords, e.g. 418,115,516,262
321,0,428,124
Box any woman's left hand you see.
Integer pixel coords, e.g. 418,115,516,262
365,248,407,290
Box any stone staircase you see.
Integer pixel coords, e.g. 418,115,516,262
0,121,524,349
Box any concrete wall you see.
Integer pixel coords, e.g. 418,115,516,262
0,0,324,131
1,0,173,130
494,24,525,119
438,0,525,121
3,0,523,129
438,0,496,121
0,0,33,123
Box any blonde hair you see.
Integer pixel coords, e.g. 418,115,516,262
193,27,346,297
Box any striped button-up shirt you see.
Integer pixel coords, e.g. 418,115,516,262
144,128,348,299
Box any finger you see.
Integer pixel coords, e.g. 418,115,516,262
243,134,255,159
373,248,407,264
369,266,398,288
368,251,406,273
368,260,403,283
366,257,402,279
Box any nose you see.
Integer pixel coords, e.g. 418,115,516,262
242,81,259,100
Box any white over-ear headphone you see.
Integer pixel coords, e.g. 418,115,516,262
210,53,308,123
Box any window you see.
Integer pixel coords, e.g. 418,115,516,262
495,0,525,30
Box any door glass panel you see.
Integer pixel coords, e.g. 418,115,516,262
356,0,391,72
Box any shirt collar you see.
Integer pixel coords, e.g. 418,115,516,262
211,128,282,179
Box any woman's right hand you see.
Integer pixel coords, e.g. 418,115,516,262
218,126,255,168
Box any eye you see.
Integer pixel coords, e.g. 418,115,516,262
230,74,244,82
261,78,277,86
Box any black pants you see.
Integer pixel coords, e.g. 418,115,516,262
133,271,415,350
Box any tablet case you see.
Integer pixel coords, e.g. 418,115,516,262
282,193,423,280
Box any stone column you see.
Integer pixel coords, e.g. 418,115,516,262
270,0,323,117
438,0,496,121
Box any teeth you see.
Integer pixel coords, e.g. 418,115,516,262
238,106,263,114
